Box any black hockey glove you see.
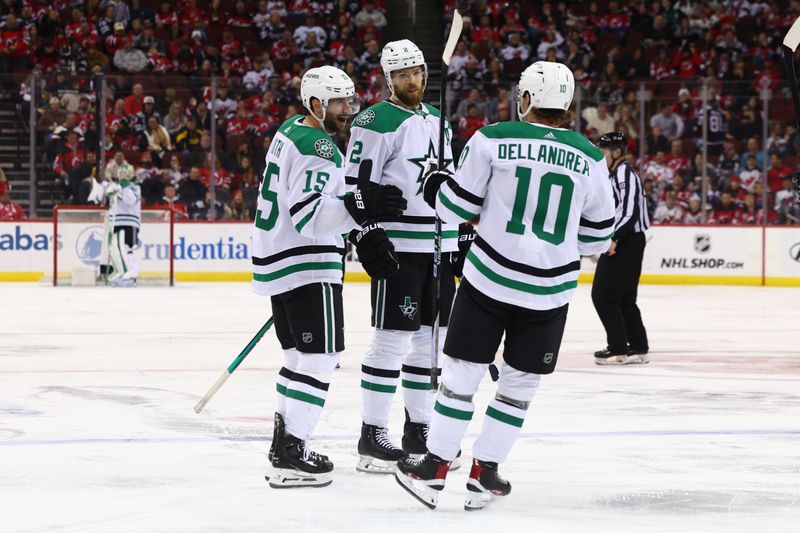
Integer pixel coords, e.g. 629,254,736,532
349,223,400,279
422,168,453,209
451,222,476,277
344,184,407,226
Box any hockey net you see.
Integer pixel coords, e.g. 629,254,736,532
53,206,174,286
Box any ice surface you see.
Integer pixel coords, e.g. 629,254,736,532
1,283,799,532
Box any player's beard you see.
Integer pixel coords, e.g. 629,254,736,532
323,112,353,135
393,81,424,108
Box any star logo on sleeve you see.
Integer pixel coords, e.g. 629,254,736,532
407,140,452,195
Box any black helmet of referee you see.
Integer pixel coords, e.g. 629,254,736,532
597,131,627,150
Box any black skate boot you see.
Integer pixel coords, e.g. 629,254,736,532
395,453,451,509
402,409,461,470
357,422,407,474
594,347,627,365
265,412,285,481
464,459,511,510
268,431,333,489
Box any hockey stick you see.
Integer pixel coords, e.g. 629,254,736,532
783,16,800,196
104,195,117,286
430,9,463,390
193,317,274,413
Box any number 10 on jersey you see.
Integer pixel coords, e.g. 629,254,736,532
505,167,574,245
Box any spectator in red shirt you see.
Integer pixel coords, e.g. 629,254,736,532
457,104,488,142
767,154,793,193
154,183,189,220
665,138,690,176
709,191,739,224
124,83,145,116
0,14,31,84
0,180,25,221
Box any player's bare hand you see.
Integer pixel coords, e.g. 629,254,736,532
606,240,617,256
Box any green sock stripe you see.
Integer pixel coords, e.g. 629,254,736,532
434,400,473,421
276,383,287,395
485,406,524,428
360,380,397,393
284,388,326,407
401,379,431,390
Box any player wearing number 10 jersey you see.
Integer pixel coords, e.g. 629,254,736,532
395,62,616,510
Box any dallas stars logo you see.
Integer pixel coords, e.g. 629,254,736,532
407,140,452,195
398,296,418,320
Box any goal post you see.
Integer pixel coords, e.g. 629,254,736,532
53,206,175,286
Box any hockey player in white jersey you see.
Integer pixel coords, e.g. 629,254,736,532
252,66,407,488
105,163,141,286
395,62,616,510
344,39,470,473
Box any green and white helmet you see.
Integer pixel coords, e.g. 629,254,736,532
517,61,575,119
380,39,428,95
300,65,360,122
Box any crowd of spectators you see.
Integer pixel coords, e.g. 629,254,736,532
1,0,799,224
443,0,800,224
6,0,388,220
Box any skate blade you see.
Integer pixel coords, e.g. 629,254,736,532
594,355,626,365
394,469,441,510
464,491,491,511
356,455,397,474
267,468,332,489
623,353,650,364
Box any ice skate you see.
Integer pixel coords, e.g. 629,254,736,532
357,423,406,474
464,459,511,511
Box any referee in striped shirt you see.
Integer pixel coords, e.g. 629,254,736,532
591,132,650,365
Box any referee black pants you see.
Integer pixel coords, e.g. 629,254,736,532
591,232,649,355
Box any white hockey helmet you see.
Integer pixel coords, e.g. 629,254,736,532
380,39,427,94
300,65,360,122
517,61,575,119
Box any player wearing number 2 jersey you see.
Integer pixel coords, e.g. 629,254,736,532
395,61,616,510
251,66,406,489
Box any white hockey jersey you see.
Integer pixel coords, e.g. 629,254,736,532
110,182,141,229
344,100,458,253
435,121,616,310
251,115,360,297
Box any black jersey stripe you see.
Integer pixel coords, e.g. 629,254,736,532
579,216,615,229
278,367,294,379
289,370,330,391
447,178,484,206
289,193,322,216
375,215,437,224
474,236,580,278
401,364,441,376
252,245,345,266
361,364,400,378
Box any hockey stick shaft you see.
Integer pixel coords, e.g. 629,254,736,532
431,10,463,390
193,317,274,413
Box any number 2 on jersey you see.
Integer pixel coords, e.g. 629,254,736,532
255,162,280,231
505,167,574,245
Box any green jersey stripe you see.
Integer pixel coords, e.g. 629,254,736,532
466,251,577,295
361,380,397,394
253,261,343,282
434,400,474,421
276,383,287,395
293,199,321,233
577,233,613,243
486,406,524,428
439,190,479,220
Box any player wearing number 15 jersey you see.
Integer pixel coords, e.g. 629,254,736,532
395,62,616,510
250,66,406,489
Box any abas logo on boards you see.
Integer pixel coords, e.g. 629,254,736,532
0,225,52,250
